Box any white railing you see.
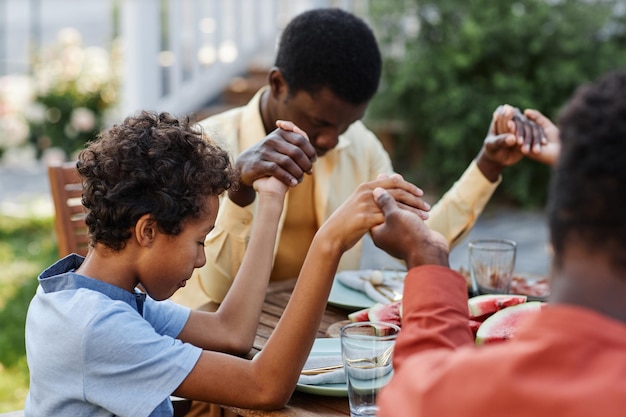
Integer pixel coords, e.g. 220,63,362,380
119,0,370,117
1,0,370,118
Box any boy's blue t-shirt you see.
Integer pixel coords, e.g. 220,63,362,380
24,254,202,417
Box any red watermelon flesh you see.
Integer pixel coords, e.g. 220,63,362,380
368,301,402,327
348,307,371,323
468,294,528,319
468,319,483,337
475,301,543,345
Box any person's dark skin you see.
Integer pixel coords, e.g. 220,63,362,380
370,187,450,269
477,105,548,182
550,245,626,324
230,67,547,206
229,68,366,207
494,105,560,166
372,130,626,329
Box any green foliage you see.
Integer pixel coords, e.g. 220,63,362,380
28,87,110,159
0,214,57,412
367,0,626,206
26,28,120,159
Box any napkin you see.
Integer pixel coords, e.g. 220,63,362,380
346,360,393,381
298,355,346,385
336,270,405,304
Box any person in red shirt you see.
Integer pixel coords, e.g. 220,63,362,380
370,69,626,417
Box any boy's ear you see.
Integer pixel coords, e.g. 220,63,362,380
135,214,158,247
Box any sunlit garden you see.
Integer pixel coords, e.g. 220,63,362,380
0,212,57,412
0,27,119,165
0,34,117,410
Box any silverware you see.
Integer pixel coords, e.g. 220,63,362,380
301,345,394,375
300,364,344,375
374,285,402,302
345,344,394,368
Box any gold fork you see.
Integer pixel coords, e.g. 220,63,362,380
374,285,402,302
346,344,394,368
300,364,344,375
300,345,394,375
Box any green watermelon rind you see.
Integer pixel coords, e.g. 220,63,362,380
475,301,543,345
468,293,528,319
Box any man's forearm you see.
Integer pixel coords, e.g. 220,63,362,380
475,150,505,183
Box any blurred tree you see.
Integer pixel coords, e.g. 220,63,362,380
367,0,626,206
27,28,120,160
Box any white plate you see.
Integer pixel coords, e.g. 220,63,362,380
296,338,347,397
328,270,405,310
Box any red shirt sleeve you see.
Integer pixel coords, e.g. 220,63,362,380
393,265,474,369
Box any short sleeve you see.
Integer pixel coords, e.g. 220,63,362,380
82,302,202,416
142,297,192,338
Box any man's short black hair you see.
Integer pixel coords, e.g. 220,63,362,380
275,8,382,105
549,69,626,271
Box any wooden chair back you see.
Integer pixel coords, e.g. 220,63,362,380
47,162,89,257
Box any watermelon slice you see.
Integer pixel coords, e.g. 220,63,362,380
468,319,483,337
348,307,371,323
475,301,543,345
468,294,528,319
368,300,402,327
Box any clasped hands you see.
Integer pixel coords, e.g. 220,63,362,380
485,104,561,167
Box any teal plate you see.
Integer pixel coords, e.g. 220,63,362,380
327,279,375,311
328,270,406,310
296,338,348,397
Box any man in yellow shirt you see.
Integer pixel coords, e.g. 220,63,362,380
183,8,540,305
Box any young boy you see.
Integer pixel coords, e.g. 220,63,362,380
24,111,425,416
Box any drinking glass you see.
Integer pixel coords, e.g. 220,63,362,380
340,321,400,417
468,239,517,295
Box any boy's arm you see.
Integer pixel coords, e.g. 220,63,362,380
178,176,286,353
195,197,255,304
175,175,425,409
179,121,311,353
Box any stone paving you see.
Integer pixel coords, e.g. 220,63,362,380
0,163,54,218
448,206,551,277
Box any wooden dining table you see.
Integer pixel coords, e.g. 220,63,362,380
196,279,353,417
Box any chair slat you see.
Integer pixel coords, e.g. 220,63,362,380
48,162,90,257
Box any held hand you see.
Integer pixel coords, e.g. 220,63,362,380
228,120,317,207
253,175,289,200
494,105,547,155
375,173,431,220
523,109,561,166
319,174,428,255
370,187,449,268
476,104,546,181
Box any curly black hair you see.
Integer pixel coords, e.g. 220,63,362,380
549,69,626,271
77,111,237,251
275,8,382,105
